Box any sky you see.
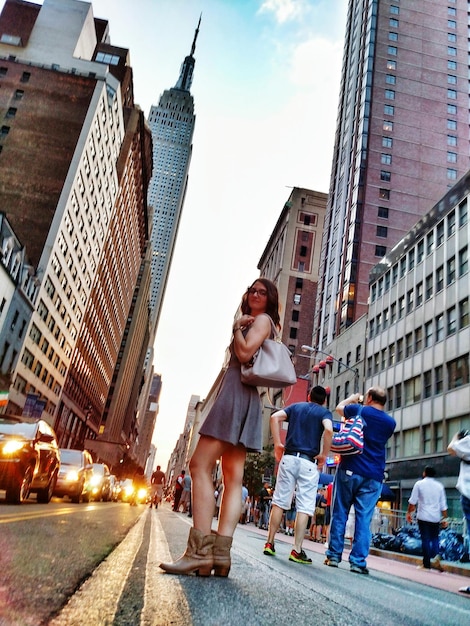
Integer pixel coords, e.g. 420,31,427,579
4,0,348,469
91,0,348,470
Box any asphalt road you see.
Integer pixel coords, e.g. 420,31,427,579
1,499,469,625
51,505,470,626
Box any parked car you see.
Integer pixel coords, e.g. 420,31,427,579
108,474,119,501
89,463,112,501
53,448,94,503
0,416,60,504
116,477,148,505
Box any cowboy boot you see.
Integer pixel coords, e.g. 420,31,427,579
160,527,215,576
213,533,233,577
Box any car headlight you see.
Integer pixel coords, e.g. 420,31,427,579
124,485,134,497
65,470,80,482
137,488,148,500
90,475,101,486
3,440,26,454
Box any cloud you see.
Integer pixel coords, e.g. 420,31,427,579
258,0,309,24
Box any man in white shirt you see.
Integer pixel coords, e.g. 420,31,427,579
406,466,448,571
448,428,470,595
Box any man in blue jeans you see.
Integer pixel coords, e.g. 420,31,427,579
406,466,448,571
325,386,396,574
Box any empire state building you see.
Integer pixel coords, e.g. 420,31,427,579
147,19,200,340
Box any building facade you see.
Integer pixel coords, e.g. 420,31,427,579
0,0,152,468
315,0,470,348
367,171,469,514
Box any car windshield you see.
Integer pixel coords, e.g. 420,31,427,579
93,464,104,475
60,449,83,466
0,419,37,439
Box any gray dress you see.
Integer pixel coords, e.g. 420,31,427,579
199,326,273,452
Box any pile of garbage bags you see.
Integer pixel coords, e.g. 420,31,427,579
371,526,469,562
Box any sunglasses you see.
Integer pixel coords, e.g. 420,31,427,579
247,287,268,297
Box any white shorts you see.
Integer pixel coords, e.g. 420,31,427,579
271,454,319,515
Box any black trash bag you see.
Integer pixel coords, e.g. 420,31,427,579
396,526,422,556
439,528,467,562
371,533,399,550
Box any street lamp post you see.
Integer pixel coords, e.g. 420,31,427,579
300,345,360,394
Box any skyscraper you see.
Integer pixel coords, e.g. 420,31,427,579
147,18,200,339
315,0,470,348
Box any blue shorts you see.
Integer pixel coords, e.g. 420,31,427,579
272,454,319,515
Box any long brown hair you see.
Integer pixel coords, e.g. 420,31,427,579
241,278,280,327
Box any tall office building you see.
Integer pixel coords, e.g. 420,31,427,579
315,0,470,348
146,19,200,339
0,0,152,466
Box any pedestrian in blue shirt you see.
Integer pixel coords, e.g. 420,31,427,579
325,386,396,574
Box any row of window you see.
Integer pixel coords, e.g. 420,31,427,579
368,297,469,375
369,248,468,339
370,199,468,303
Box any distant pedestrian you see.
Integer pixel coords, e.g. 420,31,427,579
240,483,249,524
172,470,185,512
447,428,470,595
257,482,272,530
263,385,333,565
150,465,165,509
406,466,448,571
325,387,395,574
178,472,192,513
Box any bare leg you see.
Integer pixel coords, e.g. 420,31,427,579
189,436,227,535
266,503,284,545
293,511,309,553
217,444,247,537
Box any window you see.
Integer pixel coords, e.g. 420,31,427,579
389,32,398,41
447,75,457,84
385,89,395,100
291,310,299,322
426,231,434,254
293,294,301,305
378,206,389,218
447,306,457,335
384,106,394,117
381,154,392,165
459,246,468,276
390,5,399,14
388,343,395,366
416,281,423,306
448,47,457,56
447,135,457,146
459,200,468,227
289,327,297,339
379,188,390,200
377,225,388,238
6,107,17,118
405,333,413,358
447,168,457,180
385,74,396,84
448,210,456,236
382,137,393,148
404,377,421,405
436,265,444,292
20,71,31,83
447,355,469,390
447,256,456,285
397,338,403,361
447,119,457,130
424,321,433,347
447,89,457,99
406,289,414,313
459,298,469,328
447,151,457,163
389,18,399,27
380,171,391,181
375,245,387,257
415,327,422,352
435,365,444,394
387,60,397,70
435,313,444,341
424,371,432,399
388,46,397,56
447,33,456,43
448,60,457,70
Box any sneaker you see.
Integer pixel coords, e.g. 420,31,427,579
417,565,430,570
289,549,312,564
458,586,470,595
430,555,444,572
350,564,369,575
324,557,339,568
263,542,275,556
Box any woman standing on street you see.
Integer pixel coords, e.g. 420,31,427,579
160,278,281,577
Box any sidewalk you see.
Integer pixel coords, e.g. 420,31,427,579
243,521,470,596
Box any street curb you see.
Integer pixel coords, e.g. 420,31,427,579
369,547,470,578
